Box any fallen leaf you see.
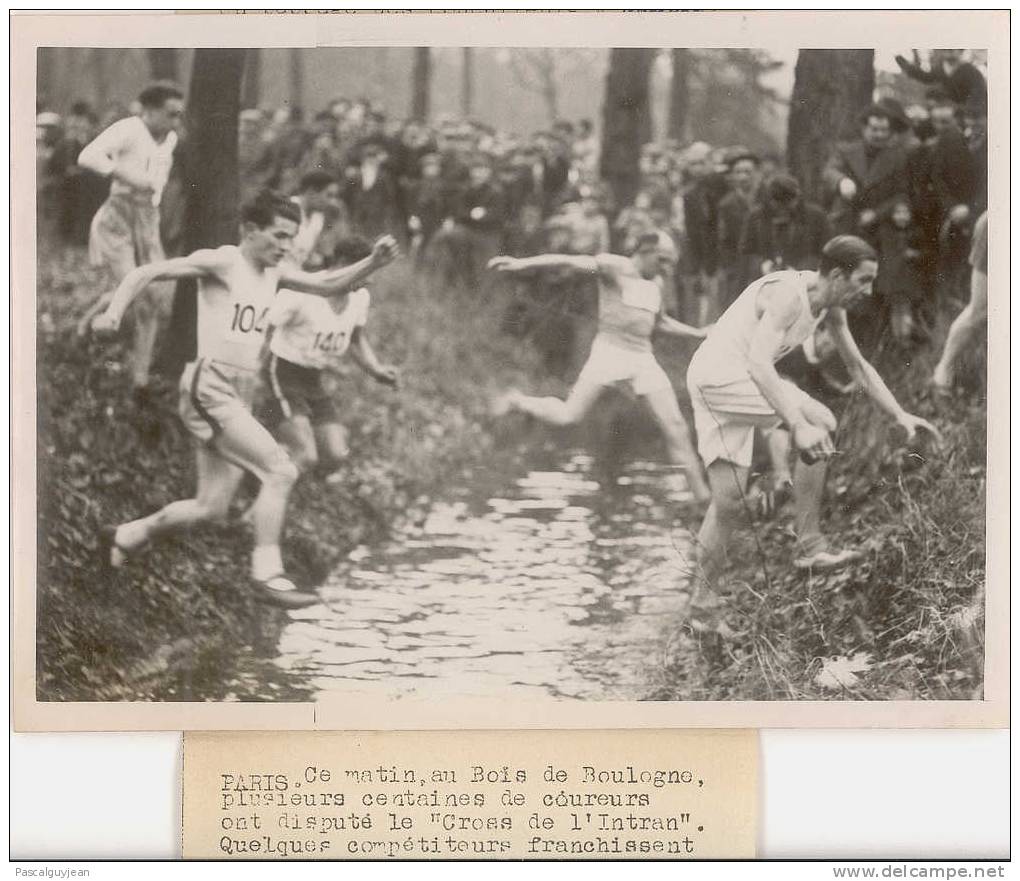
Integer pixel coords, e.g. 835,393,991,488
815,652,873,690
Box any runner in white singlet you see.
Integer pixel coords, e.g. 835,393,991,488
263,235,399,482
76,81,185,402
686,235,940,636
91,191,399,608
489,232,711,503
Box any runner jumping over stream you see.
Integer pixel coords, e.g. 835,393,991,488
91,190,399,609
488,232,712,504
685,235,940,635
262,234,400,482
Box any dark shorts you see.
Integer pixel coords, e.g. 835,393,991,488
262,355,340,427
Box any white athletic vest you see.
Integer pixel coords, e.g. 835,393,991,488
689,270,824,387
196,246,280,371
268,288,370,370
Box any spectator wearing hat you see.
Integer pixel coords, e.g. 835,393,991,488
821,104,909,244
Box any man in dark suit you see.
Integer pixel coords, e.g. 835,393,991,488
716,151,762,310
822,104,909,245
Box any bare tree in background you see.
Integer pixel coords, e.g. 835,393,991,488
410,47,431,122
461,47,474,117
161,49,245,379
148,49,178,82
241,48,261,110
508,49,560,124
600,48,655,209
88,48,110,109
506,48,603,126
668,48,691,142
787,49,875,205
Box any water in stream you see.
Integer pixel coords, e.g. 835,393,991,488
186,451,700,702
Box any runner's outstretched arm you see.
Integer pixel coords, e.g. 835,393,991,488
487,254,599,278
826,309,942,443
91,250,222,333
656,313,711,340
282,235,399,295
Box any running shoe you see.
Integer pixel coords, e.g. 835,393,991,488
253,575,320,609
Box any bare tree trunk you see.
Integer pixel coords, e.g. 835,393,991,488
241,48,261,110
540,53,559,124
147,48,178,81
461,47,474,117
600,48,655,210
668,48,691,142
37,48,59,109
410,47,431,121
161,49,245,379
288,48,304,113
787,49,875,205
89,49,109,109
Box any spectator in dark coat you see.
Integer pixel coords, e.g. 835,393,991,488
451,154,509,288
740,174,831,279
822,104,909,243
344,141,401,240
716,151,761,310
877,200,928,344
682,141,729,324
405,151,450,260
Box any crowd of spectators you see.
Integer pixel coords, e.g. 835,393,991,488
37,49,987,349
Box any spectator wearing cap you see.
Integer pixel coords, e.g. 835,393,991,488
716,151,762,310
821,103,909,243
740,174,831,282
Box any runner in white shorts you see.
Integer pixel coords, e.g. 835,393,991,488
686,235,939,631
76,81,184,404
92,190,399,608
489,232,711,503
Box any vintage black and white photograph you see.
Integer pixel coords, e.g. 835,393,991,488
20,12,1005,720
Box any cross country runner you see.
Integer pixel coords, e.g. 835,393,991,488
76,81,184,404
685,234,940,631
91,191,399,608
262,235,399,481
488,232,712,504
